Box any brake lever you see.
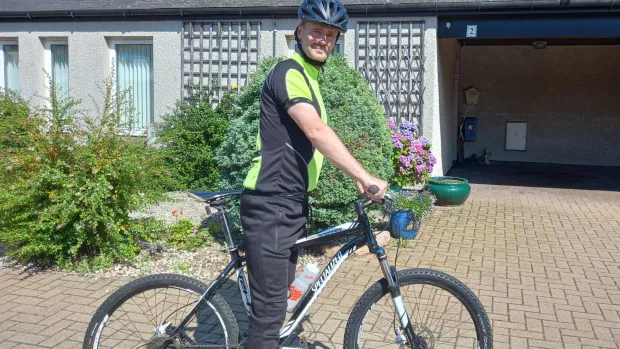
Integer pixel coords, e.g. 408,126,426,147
363,185,396,212
383,195,395,214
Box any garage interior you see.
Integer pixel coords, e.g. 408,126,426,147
437,14,620,190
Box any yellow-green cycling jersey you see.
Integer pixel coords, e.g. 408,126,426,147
243,52,328,194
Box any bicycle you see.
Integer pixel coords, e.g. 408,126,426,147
83,186,492,349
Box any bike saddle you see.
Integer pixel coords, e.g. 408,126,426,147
188,189,243,203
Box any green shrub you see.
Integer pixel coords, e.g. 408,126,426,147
212,58,284,232
310,55,393,228
215,55,393,231
154,86,232,191
163,218,218,251
0,89,38,152
215,57,284,189
0,80,171,270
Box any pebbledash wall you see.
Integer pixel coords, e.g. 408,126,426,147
437,38,460,175
0,21,182,123
0,15,447,175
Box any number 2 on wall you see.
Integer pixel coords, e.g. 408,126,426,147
466,25,477,38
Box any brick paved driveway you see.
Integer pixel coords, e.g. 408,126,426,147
1,183,619,348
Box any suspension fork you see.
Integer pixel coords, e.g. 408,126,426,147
376,249,418,347
354,199,419,347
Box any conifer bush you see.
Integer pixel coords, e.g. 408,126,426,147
154,86,232,191
215,55,393,231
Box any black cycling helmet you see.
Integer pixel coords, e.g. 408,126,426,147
298,0,349,33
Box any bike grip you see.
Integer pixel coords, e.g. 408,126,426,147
369,185,378,194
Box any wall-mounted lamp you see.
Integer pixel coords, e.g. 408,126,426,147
533,40,547,49
464,87,481,106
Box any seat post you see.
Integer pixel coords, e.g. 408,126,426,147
217,206,237,250
189,190,243,250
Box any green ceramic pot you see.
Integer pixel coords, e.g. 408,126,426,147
389,185,403,193
425,176,471,206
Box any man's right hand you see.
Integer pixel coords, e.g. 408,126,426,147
287,103,389,200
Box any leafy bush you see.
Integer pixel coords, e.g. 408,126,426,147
215,55,393,231
309,55,393,228
162,218,218,251
154,86,233,191
0,89,37,152
210,58,284,232
215,57,284,188
0,80,171,270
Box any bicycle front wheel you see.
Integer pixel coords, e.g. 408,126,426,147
344,268,492,349
83,273,239,349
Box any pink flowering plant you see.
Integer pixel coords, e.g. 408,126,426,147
388,119,437,187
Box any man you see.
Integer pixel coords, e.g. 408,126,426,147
240,0,388,347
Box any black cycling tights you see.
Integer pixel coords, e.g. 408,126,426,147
240,193,309,349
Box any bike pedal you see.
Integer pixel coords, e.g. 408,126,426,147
298,334,310,349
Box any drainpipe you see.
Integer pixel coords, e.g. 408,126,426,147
454,43,463,163
565,0,616,7
355,0,617,11
272,19,277,57
345,0,616,12
0,0,620,21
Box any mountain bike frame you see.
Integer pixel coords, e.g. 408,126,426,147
162,191,418,349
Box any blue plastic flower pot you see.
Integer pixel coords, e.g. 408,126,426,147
389,210,421,240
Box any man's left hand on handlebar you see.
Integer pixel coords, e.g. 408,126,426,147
356,176,388,201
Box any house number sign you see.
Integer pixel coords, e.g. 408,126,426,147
466,25,477,37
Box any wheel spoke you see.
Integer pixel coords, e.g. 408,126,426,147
84,275,238,349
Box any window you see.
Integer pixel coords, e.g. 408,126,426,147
109,39,154,133
288,38,344,57
0,41,20,92
44,40,69,102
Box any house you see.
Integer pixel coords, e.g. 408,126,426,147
1,0,619,176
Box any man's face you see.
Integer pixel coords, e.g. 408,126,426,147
296,21,339,62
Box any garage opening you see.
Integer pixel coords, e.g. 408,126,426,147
437,14,620,190
455,40,620,167
439,38,620,189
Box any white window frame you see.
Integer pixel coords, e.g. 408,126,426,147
108,39,154,136
0,40,18,91
108,39,153,95
287,37,344,57
43,39,69,105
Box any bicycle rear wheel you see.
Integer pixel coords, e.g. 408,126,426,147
83,273,239,349
344,268,492,349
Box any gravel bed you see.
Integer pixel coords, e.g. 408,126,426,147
130,191,211,227
91,242,328,281
121,191,327,280
0,191,328,280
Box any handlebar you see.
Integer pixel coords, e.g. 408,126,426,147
356,185,395,214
